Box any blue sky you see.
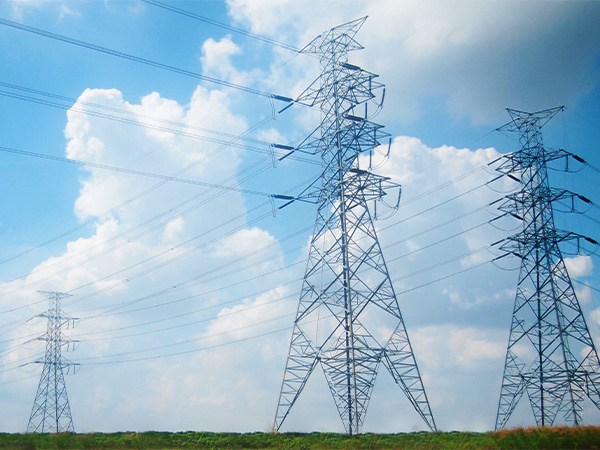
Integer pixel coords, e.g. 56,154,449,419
1,0,600,434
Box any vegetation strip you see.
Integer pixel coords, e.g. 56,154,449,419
0,427,599,449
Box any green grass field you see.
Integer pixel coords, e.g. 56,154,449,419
0,426,599,449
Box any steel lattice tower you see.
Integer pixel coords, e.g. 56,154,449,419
27,291,78,433
495,107,600,429
273,18,436,434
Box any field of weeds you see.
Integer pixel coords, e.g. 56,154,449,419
0,426,599,449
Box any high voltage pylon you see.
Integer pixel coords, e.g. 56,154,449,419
273,18,436,435
494,107,600,429
27,291,79,433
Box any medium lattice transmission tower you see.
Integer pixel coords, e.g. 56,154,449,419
27,291,79,433
273,18,436,435
495,107,600,429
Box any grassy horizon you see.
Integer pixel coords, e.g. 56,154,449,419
0,426,599,449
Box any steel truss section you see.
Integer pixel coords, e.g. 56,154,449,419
274,18,435,435
27,291,79,433
495,107,600,430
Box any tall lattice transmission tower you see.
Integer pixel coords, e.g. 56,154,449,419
27,291,79,433
273,18,436,435
495,107,600,429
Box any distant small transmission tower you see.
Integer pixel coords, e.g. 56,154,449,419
273,18,436,434
27,291,79,433
495,107,600,429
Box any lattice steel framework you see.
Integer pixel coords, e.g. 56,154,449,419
27,291,79,433
495,107,600,429
273,18,436,435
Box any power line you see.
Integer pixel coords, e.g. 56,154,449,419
394,260,492,295
0,90,259,153
565,106,600,133
0,17,291,101
65,218,311,309
0,318,294,374
69,195,496,320
0,88,503,279
140,0,301,53
1,160,278,294
76,312,294,363
0,158,275,310
0,166,501,341
71,252,499,369
0,142,544,380
0,255,496,377
80,325,291,366
0,105,286,271
392,245,490,283
78,293,296,343
0,84,313,286
0,211,504,375
0,174,313,320
0,82,271,146
0,252,496,372
573,279,600,295
0,117,520,358
76,247,304,320
77,218,496,340
63,197,499,339
0,158,314,317
67,178,497,315
0,192,501,362
0,267,301,351
391,177,502,228
0,85,319,165
0,145,275,197
0,161,500,319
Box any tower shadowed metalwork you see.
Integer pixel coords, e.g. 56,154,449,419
495,107,600,429
273,18,436,435
27,291,79,433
